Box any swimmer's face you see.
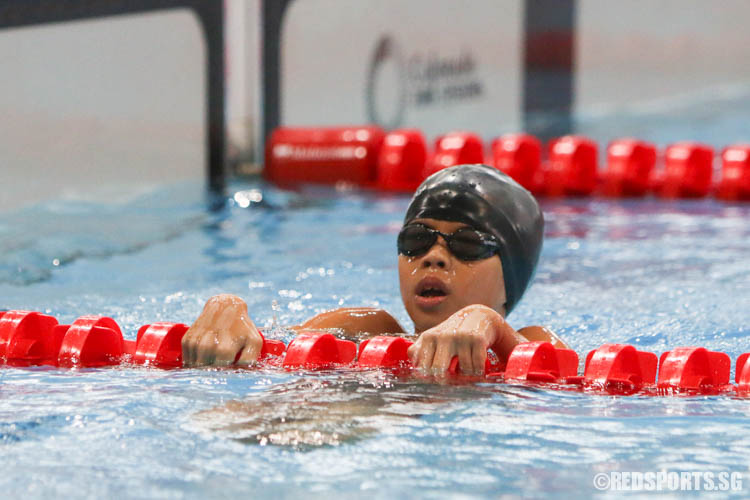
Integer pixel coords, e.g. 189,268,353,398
398,218,507,333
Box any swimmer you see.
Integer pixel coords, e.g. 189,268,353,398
182,164,568,375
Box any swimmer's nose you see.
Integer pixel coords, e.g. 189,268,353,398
420,238,452,269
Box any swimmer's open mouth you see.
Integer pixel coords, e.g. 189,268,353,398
416,278,449,298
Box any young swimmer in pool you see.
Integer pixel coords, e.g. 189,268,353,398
182,164,568,374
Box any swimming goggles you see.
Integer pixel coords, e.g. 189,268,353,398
397,223,500,261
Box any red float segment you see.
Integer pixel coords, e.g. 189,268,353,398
504,341,579,383
0,310,61,367
358,336,413,368
717,145,750,201
264,126,385,186
735,353,750,391
260,338,286,359
657,347,731,393
376,129,427,191
490,134,542,193
123,339,137,357
423,132,484,179
659,142,714,198
574,344,657,393
602,139,657,197
282,331,356,369
446,351,505,376
133,322,189,368
545,135,598,196
484,351,506,375
57,316,124,368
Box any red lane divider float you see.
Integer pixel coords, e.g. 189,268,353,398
2,310,750,397
262,125,750,202
657,347,732,394
570,344,658,394
282,332,357,369
546,135,599,197
602,139,656,197
504,341,578,383
0,310,61,367
133,322,189,368
57,315,125,368
358,336,413,368
660,142,714,199
491,133,543,194
424,131,484,180
265,126,385,187
376,129,426,192
735,353,750,392
718,144,750,201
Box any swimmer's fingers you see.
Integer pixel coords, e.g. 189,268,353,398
183,313,216,367
229,312,263,366
195,320,258,367
182,326,203,367
196,330,221,366
181,329,194,366
457,342,475,375
183,294,234,367
471,340,487,376
408,335,436,373
407,342,419,366
236,339,262,366
432,339,454,375
211,331,246,367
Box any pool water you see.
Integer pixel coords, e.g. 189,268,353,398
1,177,749,498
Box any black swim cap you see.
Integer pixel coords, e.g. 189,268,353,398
403,164,544,315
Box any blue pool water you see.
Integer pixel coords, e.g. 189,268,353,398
1,175,749,498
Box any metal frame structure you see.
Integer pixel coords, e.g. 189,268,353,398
0,0,225,192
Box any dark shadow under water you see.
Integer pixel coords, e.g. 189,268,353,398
192,370,504,449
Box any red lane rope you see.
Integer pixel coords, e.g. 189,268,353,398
265,126,750,201
1,310,747,397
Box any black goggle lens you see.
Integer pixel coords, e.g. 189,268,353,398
397,224,497,261
397,224,437,256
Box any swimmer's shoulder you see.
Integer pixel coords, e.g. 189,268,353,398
517,325,569,349
297,307,407,339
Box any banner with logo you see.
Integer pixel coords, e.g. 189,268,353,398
280,0,524,141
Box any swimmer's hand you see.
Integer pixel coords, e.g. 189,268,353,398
407,304,526,376
182,294,263,367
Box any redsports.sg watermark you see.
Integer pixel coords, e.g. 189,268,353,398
593,471,743,492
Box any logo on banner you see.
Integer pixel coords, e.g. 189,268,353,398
365,36,406,129
365,35,484,128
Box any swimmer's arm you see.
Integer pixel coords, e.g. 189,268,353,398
182,298,405,367
294,307,407,339
517,326,570,349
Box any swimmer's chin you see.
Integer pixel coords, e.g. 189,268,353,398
411,306,454,333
